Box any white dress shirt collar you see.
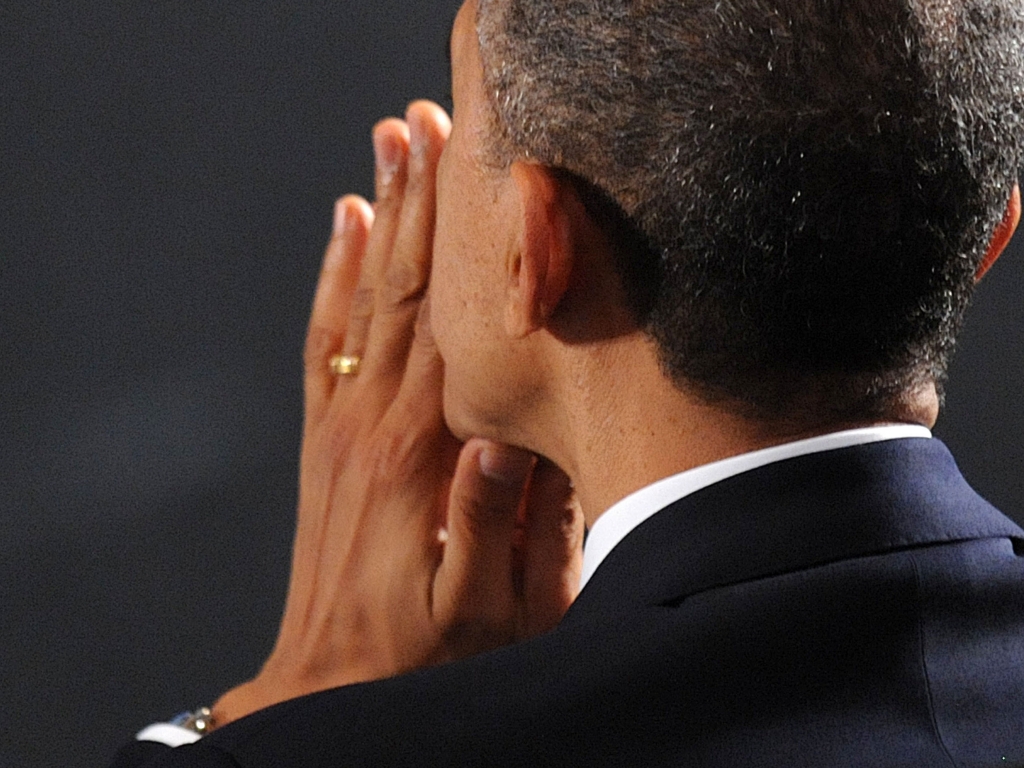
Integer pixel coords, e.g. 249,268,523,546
578,424,933,590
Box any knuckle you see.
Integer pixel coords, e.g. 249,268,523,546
304,326,343,370
375,180,404,211
455,490,516,536
363,424,429,481
404,163,429,196
561,500,585,538
412,302,436,348
349,286,375,323
382,259,427,308
456,495,495,528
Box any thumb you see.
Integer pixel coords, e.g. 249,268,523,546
518,460,584,637
433,438,535,651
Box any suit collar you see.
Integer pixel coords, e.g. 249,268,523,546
580,425,933,588
569,438,1023,616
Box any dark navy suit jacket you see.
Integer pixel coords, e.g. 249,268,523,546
112,439,1024,767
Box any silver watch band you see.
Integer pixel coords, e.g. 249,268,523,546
169,706,216,735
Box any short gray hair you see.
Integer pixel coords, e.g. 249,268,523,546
476,0,1024,422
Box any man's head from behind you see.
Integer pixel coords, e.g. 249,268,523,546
440,0,1024,432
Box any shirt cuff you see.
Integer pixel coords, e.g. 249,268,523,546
135,722,202,747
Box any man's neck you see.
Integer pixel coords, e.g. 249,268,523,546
533,334,938,529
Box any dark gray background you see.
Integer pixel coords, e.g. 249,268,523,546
1,2,1021,767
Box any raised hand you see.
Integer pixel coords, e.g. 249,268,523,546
210,102,584,726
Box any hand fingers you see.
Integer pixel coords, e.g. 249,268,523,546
363,101,451,382
304,195,373,419
433,439,535,652
391,286,447,422
339,119,410,367
518,460,585,636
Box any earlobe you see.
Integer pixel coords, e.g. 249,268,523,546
975,184,1021,281
506,162,575,337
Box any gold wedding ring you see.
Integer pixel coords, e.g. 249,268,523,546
329,354,362,376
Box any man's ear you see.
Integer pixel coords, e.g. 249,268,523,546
975,184,1021,281
505,162,575,338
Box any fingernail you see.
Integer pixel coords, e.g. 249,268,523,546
479,444,534,486
332,198,348,235
333,197,364,237
373,129,401,186
408,109,426,167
